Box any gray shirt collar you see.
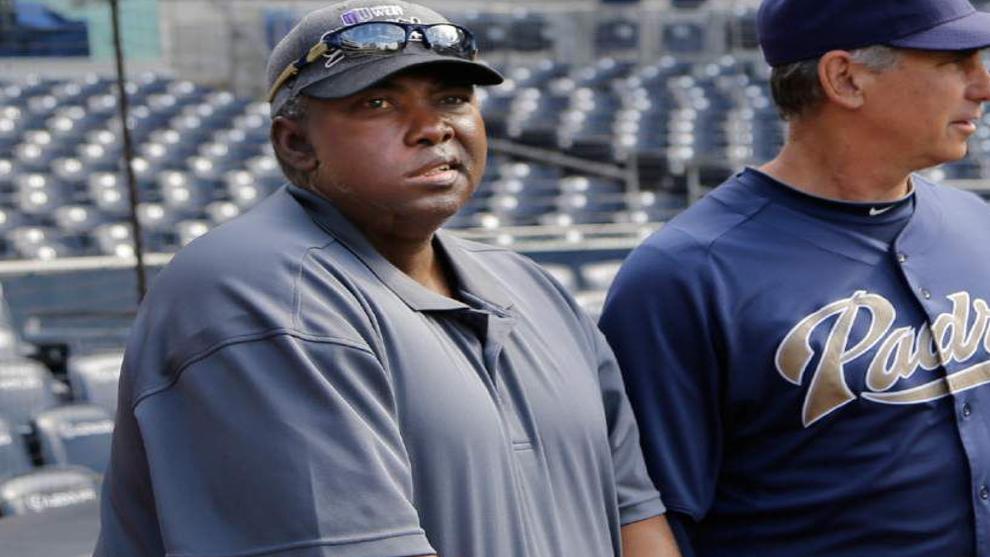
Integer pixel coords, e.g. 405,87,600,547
287,184,513,314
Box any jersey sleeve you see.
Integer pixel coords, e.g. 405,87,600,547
598,239,724,523
592,321,668,525
131,332,435,557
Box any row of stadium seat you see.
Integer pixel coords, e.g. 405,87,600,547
5,61,990,262
0,351,119,518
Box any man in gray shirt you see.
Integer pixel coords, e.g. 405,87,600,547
95,1,681,555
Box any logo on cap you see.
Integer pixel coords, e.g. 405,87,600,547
341,5,405,25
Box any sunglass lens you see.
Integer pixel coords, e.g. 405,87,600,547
338,23,406,52
426,24,470,54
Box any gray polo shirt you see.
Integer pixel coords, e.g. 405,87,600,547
95,184,664,557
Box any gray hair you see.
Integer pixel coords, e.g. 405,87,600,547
769,45,900,120
270,95,313,188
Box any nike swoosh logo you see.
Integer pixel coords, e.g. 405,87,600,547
869,206,894,216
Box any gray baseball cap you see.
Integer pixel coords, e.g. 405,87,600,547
266,0,504,116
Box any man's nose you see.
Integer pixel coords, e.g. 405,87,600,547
969,60,990,103
404,104,455,146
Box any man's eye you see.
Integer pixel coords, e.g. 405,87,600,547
441,94,471,105
365,98,390,109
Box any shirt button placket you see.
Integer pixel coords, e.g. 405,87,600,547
963,403,974,419
980,485,990,502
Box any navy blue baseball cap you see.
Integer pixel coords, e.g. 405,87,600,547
758,0,990,66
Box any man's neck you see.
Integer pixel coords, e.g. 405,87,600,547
370,233,456,299
759,119,912,203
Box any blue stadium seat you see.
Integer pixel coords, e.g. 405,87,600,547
488,194,558,226
90,223,135,258
53,205,106,235
6,226,72,260
175,220,211,247
595,19,640,53
509,10,551,52
204,200,242,225
671,0,709,8
0,417,33,480
32,404,114,474
0,466,99,517
0,359,59,433
66,352,121,414
459,12,511,51
662,22,706,54
580,260,624,291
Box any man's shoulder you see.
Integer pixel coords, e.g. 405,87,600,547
129,188,375,377
165,187,329,276
642,174,764,258
915,173,990,215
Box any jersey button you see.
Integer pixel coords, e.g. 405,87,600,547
921,288,932,300
897,252,908,264
963,403,973,418
981,485,990,501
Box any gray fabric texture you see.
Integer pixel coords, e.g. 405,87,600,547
94,183,664,557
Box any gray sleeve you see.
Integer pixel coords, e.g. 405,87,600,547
133,333,436,557
593,327,668,525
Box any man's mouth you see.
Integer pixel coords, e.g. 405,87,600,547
408,158,463,179
421,163,454,176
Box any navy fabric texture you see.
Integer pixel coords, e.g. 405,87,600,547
601,169,990,557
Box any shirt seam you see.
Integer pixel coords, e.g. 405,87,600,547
292,240,339,331
132,328,375,409
673,194,772,255
164,530,429,557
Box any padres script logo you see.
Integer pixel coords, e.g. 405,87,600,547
775,290,990,427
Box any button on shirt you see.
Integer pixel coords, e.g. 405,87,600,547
95,184,663,557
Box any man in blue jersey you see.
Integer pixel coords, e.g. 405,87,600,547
600,1,990,556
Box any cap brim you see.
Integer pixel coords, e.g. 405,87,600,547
888,10,990,51
300,51,504,100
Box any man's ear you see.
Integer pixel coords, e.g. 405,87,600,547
818,50,869,110
271,116,318,173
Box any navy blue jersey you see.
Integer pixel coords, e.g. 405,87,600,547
600,168,990,557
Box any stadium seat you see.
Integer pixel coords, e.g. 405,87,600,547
509,10,551,52
90,223,135,258
459,12,511,51
32,404,114,474
661,22,706,54
0,359,59,433
66,352,122,414
6,227,71,261
0,417,32,480
0,466,99,517
580,260,625,291
595,19,640,53
53,205,105,235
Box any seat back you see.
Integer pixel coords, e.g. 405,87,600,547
0,417,32,479
33,404,114,474
0,466,99,517
0,359,58,432
67,351,122,414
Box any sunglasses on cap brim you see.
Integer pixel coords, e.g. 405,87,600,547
267,21,479,103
